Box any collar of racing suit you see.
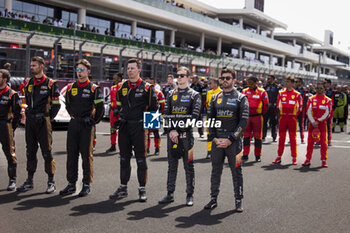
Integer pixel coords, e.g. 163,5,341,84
77,79,90,87
178,87,189,93
33,74,47,86
0,85,9,95
128,77,142,89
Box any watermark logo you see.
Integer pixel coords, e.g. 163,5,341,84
143,111,162,129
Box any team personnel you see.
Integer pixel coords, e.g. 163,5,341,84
303,82,332,167
205,77,221,159
106,73,123,153
109,58,158,202
17,56,61,193
204,68,249,212
295,78,307,143
190,75,204,138
0,69,21,191
159,66,201,206
272,76,302,165
242,76,269,162
162,74,175,99
263,75,280,142
60,59,104,197
146,77,165,155
324,78,334,145
332,85,347,132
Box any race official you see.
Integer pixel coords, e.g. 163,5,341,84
60,59,104,197
332,85,347,132
106,73,122,153
204,68,249,212
109,58,158,202
272,76,302,165
0,69,21,191
17,56,61,193
158,66,201,206
242,76,269,162
303,82,332,167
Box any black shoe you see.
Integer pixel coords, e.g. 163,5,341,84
17,180,33,192
146,148,150,154
59,183,76,196
262,138,266,142
255,156,261,162
154,148,160,155
138,187,147,202
273,137,277,142
242,155,248,161
235,199,243,213
109,185,128,200
46,181,56,194
78,184,90,197
186,195,194,206
332,128,335,133
204,198,217,210
206,151,211,159
159,193,174,204
106,145,116,153
7,179,16,191
341,128,344,132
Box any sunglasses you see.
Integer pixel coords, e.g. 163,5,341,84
76,68,85,72
176,74,187,78
316,87,324,90
219,76,232,81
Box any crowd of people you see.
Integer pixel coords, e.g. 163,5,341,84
1,55,349,214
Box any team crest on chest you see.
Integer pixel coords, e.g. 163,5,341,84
71,88,78,96
322,100,325,104
122,88,128,96
28,85,33,93
292,95,295,99
173,95,177,101
217,98,222,104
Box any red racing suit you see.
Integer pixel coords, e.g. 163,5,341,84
147,89,165,150
110,84,120,146
306,94,332,161
242,87,269,157
277,88,302,158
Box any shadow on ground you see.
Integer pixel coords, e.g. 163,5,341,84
127,203,186,220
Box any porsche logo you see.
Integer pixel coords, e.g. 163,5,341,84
122,88,128,96
71,88,78,96
173,95,177,101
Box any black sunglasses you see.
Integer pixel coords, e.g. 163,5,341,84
219,76,232,81
176,74,187,78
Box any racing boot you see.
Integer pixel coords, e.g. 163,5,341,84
255,156,261,162
7,179,16,191
154,148,160,155
78,183,90,197
272,156,282,164
46,181,56,194
138,187,147,202
109,185,128,200
292,158,297,165
59,183,76,196
106,145,116,153
159,192,174,204
235,199,243,213
322,160,328,168
204,198,217,210
302,159,311,166
17,179,33,192
186,195,194,207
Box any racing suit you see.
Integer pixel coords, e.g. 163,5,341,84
23,75,60,181
295,86,307,141
206,87,222,154
242,87,269,158
110,84,120,146
306,94,332,160
163,87,201,196
65,80,104,185
277,89,302,158
0,85,21,181
207,89,249,200
332,91,347,131
147,89,165,151
116,78,158,187
325,88,334,144
190,83,204,137
263,83,280,140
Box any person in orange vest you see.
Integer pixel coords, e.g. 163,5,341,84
272,76,302,165
106,73,123,153
303,82,332,167
242,76,269,162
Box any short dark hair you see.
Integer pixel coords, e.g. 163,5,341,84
247,76,258,83
75,59,91,70
296,77,303,83
177,66,191,76
268,75,275,80
285,76,295,83
116,72,123,79
0,69,10,82
221,67,236,79
317,82,325,88
128,58,141,69
31,56,45,65
209,77,219,85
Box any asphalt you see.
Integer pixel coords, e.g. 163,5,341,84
0,120,350,233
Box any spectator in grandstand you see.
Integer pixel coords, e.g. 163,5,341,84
58,19,63,27
43,17,51,25
3,63,11,71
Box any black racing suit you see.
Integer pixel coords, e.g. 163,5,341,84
23,75,61,181
325,88,334,143
295,86,306,141
263,83,279,140
0,85,21,180
208,88,249,200
163,87,201,195
65,80,104,185
190,83,204,136
116,78,158,187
